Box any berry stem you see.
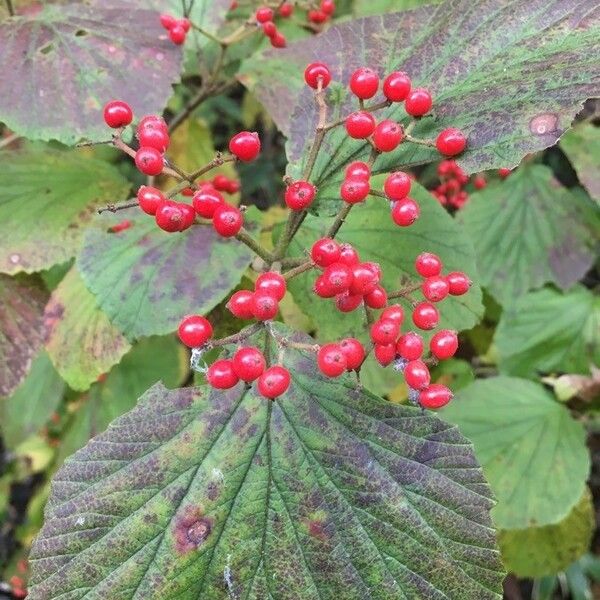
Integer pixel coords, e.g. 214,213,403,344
322,99,391,132
388,281,422,299
283,260,315,280
235,228,274,263
363,303,375,325
404,133,436,148
368,189,387,199
207,322,263,348
5,0,14,16
191,23,224,45
97,199,139,215
75,139,113,148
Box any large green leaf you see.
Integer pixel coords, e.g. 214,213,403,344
240,0,600,210
441,376,590,530
0,351,64,449
29,331,504,599
0,2,182,144
458,164,600,305
44,267,131,391
498,488,595,578
353,0,441,16
560,122,600,202
77,214,254,340
56,335,188,464
284,180,483,341
0,148,129,274
0,274,48,397
494,285,600,377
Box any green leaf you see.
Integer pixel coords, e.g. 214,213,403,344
0,2,182,144
0,274,48,397
353,0,441,16
284,181,483,341
0,351,64,449
0,148,129,274
458,164,600,305
56,335,188,464
494,285,600,378
77,214,254,340
560,122,600,201
44,267,132,391
441,376,590,529
240,0,600,197
30,333,505,599
498,488,594,578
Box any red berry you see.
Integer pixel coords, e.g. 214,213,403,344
233,346,266,382
396,332,423,360
404,360,430,390
207,359,239,389
364,285,387,309
419,384,453,409
311,238,341,267
314,275,333,298
178,203,196,230
212,174,230,191
349,67,379,99
391,198,419,226
137,186,165,215
155,201,183,232
345,161,370,180
252,292,279,320
373,120,403,152
258,366,290,398
160,13,176,29
412,302,439,330
285,181,316,210
422,276,450,302
135,146,164,176
229,131,260,161
227,290,255,319
446,271,471,295
370,318,400,345
193,189,224,218
345,111,376,139
255,6,273,22
335,291,363,312
374,343,396,366
262,21,277,37
498,167,511,178
382,71,411,102
338,243,360,267
317,343,347,377
304,62,331,89
279,2,293,17
322,262,353,295
405,88,433,117
138,114,167,131
349,263,379,295
137,126,170,152
381,304,404,324
473,175,487,190
339,338,365,370
430,330,458,360
178,315,213,347
103,100,133,128
213,204,243,237
415,252,442,277
383,171,411,200
436,128,467,156
255,272,286,301
270,32,286,48
227,179,240,194
321,0,335,14
308,9,327,23
169,25,187,44
340,178,370,204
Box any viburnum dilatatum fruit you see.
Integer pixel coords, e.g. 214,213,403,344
97,60,471,409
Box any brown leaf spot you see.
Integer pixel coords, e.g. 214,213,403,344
529,113,559,136
174,506,214,554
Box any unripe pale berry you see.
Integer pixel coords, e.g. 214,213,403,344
178,315,213,347
383,71,411,102
229,131,261,161
419,384,453,409
349,67,379,99
415,252,442,277
405,88,433,117
430,330,458,360
304,62,331,89
135,146,164,176
232,346,266,382
404,360,430,390
412,302,439,330
339,338,365,370
345,111,376,139
258,366,291,398
317,343,347,377
227,290,255,319
391,198,420,226
207,359,239,389
396,332,423,360
213,204,243,237
384,171,411,200
436,128,467,156
285,181,316,210
422,276,450,302
373,120,403,152
103,100,133,128
137,186,165,215
255,272,286,301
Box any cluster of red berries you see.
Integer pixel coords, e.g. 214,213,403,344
255,6,287,48
159,13,191,45
306,0,336,25
226,271,287,321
